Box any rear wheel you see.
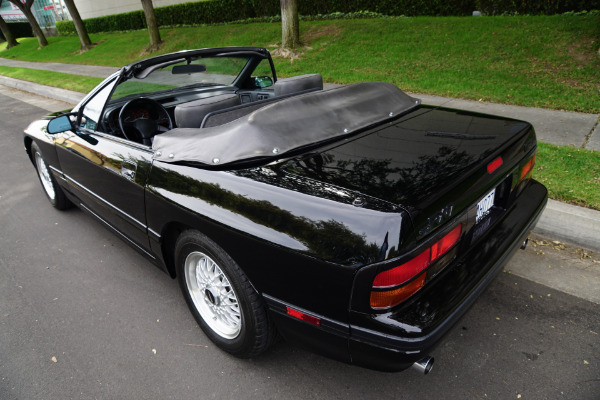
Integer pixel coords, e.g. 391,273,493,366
175,230,275,358
31,142,72,210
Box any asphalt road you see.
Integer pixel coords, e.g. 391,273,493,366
1,90,598,400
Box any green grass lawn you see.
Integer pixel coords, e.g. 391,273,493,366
535,142,600,210
1,14,599,112
0,66,102,93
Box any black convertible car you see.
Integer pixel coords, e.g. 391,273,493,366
24,47,547,374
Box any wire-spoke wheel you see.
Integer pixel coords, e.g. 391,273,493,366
175,230,275,358
184,251,242,339
31,142,72,210
34,147,56,201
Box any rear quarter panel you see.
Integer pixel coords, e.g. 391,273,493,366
145,161,412,321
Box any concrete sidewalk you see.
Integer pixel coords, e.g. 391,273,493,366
1,59,599,252
0,58,119,78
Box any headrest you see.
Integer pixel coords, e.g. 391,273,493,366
175,94,241,128
274,74,323,96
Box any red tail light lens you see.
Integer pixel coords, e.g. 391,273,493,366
520,154,536,181
431,225,462,261
370,224,462,309
487,157,503,174
372,249,430,287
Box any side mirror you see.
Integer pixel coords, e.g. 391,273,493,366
254,76,273,89
47,115,74,134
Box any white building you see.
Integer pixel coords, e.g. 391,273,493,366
73,0,196,20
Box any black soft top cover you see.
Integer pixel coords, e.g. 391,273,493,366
152,82,420,166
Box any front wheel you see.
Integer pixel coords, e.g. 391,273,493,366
175,230,275,358
31,142,72,210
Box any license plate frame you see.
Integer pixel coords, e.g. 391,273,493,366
476,188,496,224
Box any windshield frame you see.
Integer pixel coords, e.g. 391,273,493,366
123,47,274,85
72,47,276,136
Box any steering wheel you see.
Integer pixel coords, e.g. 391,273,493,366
118,97,173,145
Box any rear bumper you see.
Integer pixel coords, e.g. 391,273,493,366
265,180,547,372
348,179,548,371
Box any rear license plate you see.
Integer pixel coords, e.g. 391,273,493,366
476,188,496,223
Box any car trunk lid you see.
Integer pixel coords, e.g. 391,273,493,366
281,106,537,240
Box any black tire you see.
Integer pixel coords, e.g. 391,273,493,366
31,142,72,210
175,230,275,358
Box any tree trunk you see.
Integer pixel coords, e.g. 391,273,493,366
63,0,92,51
281,0,300,49
7,0,48,48
141,0,161,51
0,15,19,49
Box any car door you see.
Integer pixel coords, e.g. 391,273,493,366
54,78,155,256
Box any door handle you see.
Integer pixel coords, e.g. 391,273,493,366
121,162,137,181
121,168,136,181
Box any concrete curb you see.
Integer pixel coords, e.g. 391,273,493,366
535,199,600,252
0,75,83,105
3,77,599,253
588,120,600,151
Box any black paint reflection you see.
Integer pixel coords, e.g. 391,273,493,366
148,165,383,265
285,145,475,207
281,106,529,209
234,165,402,212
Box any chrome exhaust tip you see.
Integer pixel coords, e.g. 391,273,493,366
520,238,529,250
412,356,434,375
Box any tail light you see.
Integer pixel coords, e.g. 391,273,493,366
370,224,462,309
487,156,503,174
520,154,536,181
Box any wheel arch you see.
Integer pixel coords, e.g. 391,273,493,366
24,136,34,165
157,220,262,297
159,221,193,279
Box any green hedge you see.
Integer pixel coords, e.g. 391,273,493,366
55,20,75,36
251,0,476,17
55,0,600,36
0,21,34,41
57,0,255,35
258,0,599,16
57,9,146,35
357,0,475,16
155,0,253,26
475,0,600,15
249,0,280,17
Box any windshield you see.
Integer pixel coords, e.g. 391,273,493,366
111,56,252,101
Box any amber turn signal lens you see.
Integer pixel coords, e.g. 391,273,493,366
520,154,536,181
370,273,427,309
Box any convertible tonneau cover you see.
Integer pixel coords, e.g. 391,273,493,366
152,82,420,166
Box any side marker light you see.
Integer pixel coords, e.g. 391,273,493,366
286,307,321,327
